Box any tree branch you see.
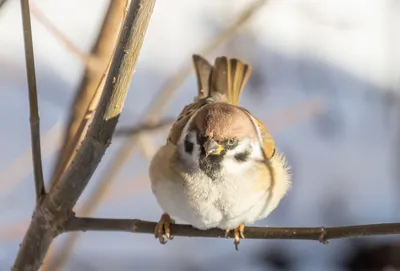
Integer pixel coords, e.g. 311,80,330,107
20,0,45,200
66,217,400,244
0,0,9,12
40,72,107,271
29,1,91,65
12,1,155,270
114,119,175,136
49,0,127,188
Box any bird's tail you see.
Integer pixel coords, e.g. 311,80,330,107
192,54,252,105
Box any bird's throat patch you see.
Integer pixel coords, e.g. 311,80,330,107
198,150,226,180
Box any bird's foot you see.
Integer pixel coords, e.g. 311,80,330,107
225,224,245,251
154,213,175,244
318,226,329,245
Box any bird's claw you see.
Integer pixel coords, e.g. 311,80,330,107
318,226,328,245
225,224,245,250
154,213,175,244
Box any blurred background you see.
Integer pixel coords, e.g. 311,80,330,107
1,0,400,270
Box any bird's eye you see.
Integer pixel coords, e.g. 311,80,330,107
227,138,237,146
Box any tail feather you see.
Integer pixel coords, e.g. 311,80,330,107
192,54,212,99
192,54,252,105
211,56,252,105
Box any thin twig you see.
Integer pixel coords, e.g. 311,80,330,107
0,0,9,11
66,217,400,244
20,0,45,200
12,1,155,270
114,119,175,136
49,0,127,189
29,1,91,66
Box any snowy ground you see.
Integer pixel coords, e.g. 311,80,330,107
1,0,399,270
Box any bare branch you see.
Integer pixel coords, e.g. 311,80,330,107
45,133,139,270
49,0,127,188
0,0,9,11
20,0,45,200
40,73,107,271
114,119,175,136
12,1,155,270
66,217,400,244
47,70,107,192
29,1,91,65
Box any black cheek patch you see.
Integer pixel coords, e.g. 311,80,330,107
234,150,250,162
184,136,194,154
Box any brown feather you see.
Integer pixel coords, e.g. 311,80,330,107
168,55,269,152
250,114,276,159
167,101,207,145
192,54,212,99
211,56,252,105
237,106,275,159
191,103,258,142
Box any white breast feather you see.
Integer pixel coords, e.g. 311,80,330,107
150,113,291,230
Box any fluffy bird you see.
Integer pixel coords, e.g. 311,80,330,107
149,54,291,249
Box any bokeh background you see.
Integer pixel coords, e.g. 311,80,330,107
1,0,400,270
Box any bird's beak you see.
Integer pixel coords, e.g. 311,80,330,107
204,139,224,157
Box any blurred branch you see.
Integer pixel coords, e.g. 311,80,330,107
46,69,107,192
114,119,175,136
45,2,269,267
66,217,400,244
267,96,325,131
0,0,9,11
49,0,127,188
136,135,156,159
20,0,45,200
12,1,155,270
29,1,91,65
0,122,62,195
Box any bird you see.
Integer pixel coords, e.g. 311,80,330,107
149,54,291,249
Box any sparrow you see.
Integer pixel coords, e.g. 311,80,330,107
149,54,291,249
